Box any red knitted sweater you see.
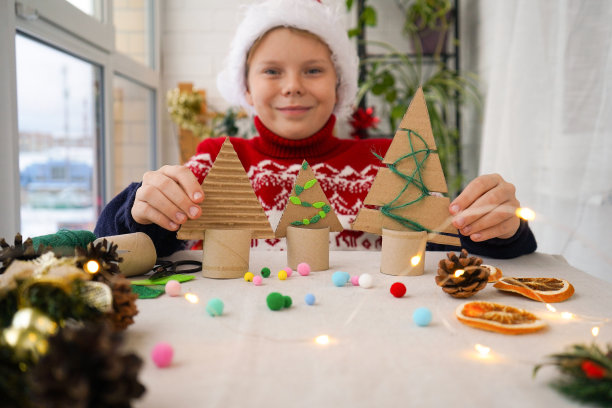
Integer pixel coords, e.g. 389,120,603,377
185,115,391,250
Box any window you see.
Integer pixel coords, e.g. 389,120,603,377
0,0,160,239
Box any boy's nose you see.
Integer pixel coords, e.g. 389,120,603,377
281,73,304,96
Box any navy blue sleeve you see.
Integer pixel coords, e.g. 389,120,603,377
426,219,537,259
94,182,187,257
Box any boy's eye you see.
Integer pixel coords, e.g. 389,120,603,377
306,68,323,74
263,68,280,75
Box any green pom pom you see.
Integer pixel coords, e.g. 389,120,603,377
261,267,271,278
206,298,224,317
266,292,285,311
289,196,301,205
283,296,293,308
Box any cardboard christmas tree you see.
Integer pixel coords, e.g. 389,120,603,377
352,87,460,276
178,138,274,278
275,161,343,271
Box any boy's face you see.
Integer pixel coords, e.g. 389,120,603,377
245,28,338,140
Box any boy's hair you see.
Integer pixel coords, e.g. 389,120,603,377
217,0,358,119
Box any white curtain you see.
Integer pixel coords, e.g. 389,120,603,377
478,0,612,282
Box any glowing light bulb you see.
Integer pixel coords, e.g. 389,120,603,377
314,335,330,346
475,344,491,357
184,293,199,304
85,260,100,274
546,304,557,312
454,269,465,278
561,312,574,320
592,326,600,337
516,207,535,221
411,255,421,266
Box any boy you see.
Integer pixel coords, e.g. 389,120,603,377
95,0,535,259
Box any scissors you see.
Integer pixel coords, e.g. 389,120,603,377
149,259,202,281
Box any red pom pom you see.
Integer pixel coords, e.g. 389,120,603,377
390,282,406,298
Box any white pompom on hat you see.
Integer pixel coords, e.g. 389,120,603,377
216,0,358,119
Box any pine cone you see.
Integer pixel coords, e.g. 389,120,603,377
435,249,489,298
107,275,138,331
0,234,49,274
75,239,122,283
28,322,145,408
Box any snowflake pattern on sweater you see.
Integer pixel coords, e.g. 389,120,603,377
185,152,383,250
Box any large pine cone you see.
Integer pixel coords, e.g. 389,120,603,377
75,239,122,283
107,275,139,331
435,249,490,298
28,322,145,408
0,234,49,274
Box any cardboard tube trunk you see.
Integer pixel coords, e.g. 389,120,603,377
286,226,330,271
202,229,252,278
380,229,427,276
95,232,156,277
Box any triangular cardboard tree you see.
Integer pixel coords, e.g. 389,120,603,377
352,87,460,247
178,138,274,240
275,160,343,238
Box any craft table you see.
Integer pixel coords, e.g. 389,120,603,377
125,250,612,408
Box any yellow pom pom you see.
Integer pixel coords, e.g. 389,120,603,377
278,270,288,280
244,272,254,282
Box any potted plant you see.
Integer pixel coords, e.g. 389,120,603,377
399,0,453,56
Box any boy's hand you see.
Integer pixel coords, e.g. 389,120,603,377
449,173,521,242
131,165,204,231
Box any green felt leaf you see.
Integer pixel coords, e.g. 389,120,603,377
289,196,302,205
304,179,317,189
313,201,325,208
131,274,195,286
131,285,164,299
294,185,304,195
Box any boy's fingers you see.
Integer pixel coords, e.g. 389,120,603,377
134,184,186,226
458,202,520,238
465,216,520,242
450,174,503,215
132,200,179,231
160,165,204,203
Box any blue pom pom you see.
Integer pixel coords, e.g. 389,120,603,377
412,307,432,327
304,293,316,305
332,271,350,287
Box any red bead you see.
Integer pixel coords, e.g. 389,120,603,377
390,282,406,298
581,360,606,379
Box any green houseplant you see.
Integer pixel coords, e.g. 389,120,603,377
400,0,453,56
347,0,481,197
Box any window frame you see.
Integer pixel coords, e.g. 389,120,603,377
0,0,161,238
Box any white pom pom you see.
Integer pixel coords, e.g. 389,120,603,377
358,273,373,289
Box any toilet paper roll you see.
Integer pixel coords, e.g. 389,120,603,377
94,232,157,277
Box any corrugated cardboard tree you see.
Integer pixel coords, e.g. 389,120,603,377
352,87,460,247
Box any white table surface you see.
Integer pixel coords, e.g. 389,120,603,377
125,250,612,408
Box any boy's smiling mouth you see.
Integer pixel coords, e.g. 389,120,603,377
276,105,311,114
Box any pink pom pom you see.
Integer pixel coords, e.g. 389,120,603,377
151,342,174,368
285,267,293,277
165,280,181,297
297,262,311,276
253,275,263,286
350,276,360,286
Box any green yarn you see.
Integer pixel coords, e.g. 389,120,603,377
31,229,97,253
375,128,443,234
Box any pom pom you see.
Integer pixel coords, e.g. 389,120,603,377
412,307,432,327
297,262,311,276
244,272,254,282
285,267,293,277
304,293,316,305
206,298,224,317
332,271,350,287
266,292,285,311
390,282,406,298
358,273,373,288
350,276,360,286
151,342,173,368
164,280,181,297
283,295,293,308
278,270,288,280
261,267,271,278
253,276,263,286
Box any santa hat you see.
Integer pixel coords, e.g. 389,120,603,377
216,0,358,119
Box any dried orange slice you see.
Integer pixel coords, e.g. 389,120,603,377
481,264,502,282
456,301,546,335
493,277,574,302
